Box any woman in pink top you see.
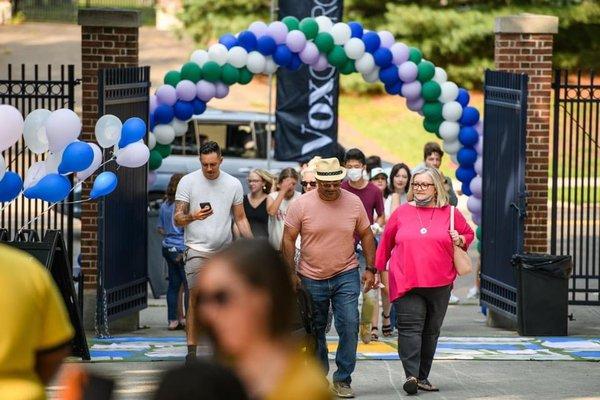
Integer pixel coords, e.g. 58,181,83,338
375,166,473,395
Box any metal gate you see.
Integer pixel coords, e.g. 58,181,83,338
96,66,150,335
551,69,599,305
480,70,528,320
0,64,79,264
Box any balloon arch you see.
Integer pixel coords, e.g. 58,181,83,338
148,16,484,230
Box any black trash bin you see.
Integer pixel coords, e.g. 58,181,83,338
511,254,573,336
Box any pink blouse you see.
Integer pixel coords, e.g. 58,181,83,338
375,204,474,302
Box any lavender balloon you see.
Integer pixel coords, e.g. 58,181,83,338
215,83,229,99
149,94,158,113
378,31,395,49
401,81,422,100
196,80,216,102
406,97,424,112
286,30,307,53
472,213,481,226
249,21,269,38
148,171,157,187
467,196,482,215
470,176,482,198
390,43,409,65
176,80,197,102
398,61,418,83
299,42,319,65
475,135,483,155
156,85,177,106
267,21,289,44
475,119,484,135
311,55,329,72
474,157,483,175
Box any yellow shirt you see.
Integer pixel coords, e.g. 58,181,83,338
265,352,332,400
0,245,74,400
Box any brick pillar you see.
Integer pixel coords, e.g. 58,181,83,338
78,9,140,329
494,14,558,254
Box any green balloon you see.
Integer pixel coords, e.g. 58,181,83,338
417,60,435,83
327,45,348,68
164,70,181,87
422,101,443,121
221,64,239,85
202,61,221,82
476,226,482,240
423,118,441,134
421,81,441,102
299,17,319,40
180,62,202,83
154,143,172,158
238,67,253,85
149,150,163,171
282,16,300,31
409,47,422,64
314,32,334,54
340,59,356,75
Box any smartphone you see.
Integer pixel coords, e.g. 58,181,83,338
199,202,212,210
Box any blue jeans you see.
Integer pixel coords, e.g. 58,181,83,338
301,268,360,384
162,246,189,322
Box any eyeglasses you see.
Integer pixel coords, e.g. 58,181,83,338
196,289,231,307
412,182,434,190
301,181,317,187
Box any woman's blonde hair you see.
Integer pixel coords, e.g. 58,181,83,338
407,166,449,207
250,169,276,194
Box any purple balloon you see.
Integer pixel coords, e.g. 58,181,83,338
299,42,319,65
156,85,177,106
470,176,482,198
267,21,289,44
406,97,424,112
215,82,229,99
474,157,483,175
176,80,197,102
475,119,483,135
196,80,216,102
472,213,481,226
467,196,482,215
401,80,422,100
475,135,483,155
286,30,307,53
378,31,395,49
390,42,410,65
311,55,329,72
249,21,268,38
398,61,418,83
149,94,158,114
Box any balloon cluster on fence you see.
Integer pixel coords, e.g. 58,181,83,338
148,16,483,229
0,104,150,204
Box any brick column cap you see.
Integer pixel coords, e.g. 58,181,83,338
495,13,558,35
78,8,141,28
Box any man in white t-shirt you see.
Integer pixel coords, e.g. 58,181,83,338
174,141,253,363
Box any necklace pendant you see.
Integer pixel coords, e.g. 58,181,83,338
420,227,428,235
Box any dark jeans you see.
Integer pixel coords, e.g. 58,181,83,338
301,268,360,384
162,246,189,322
393,284,452,380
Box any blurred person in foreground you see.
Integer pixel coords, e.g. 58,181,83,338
196,239,331,400
0,245,74,400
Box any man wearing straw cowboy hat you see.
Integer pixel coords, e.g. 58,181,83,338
282,157,377,398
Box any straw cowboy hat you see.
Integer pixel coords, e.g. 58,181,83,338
315,157,347,181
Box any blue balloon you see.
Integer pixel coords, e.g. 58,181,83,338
174,100,194,121
457,147,478,167
459,106,480,126
0,171,23,202
456,166,477,183
154,104,174,125
237,31,258,52
24,173,71,203
362,31,381,53
219,33,238,49
379,65,400,85
458,126,479,146
58,141,94,174
90,171,118,199
349,21,364,38
462,182,473,197
456,88,470,107
149,112,156,131
373,47,393,68
288,53,303,71
385,81,402,95
256,36,277,56
118,117,146,148
273,44,293,66
192,98,207,115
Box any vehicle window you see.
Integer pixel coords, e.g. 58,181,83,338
170,121,197,155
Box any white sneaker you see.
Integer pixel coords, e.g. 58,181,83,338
449,293,460,304
466,286,480,299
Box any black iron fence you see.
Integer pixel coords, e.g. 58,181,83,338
0,64,79,264
551,69,600,306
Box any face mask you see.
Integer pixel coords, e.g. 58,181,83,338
347,168,363,182
415,194,435,207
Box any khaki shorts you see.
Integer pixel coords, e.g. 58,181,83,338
184,248,211,289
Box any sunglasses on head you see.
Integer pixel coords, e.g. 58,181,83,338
196,289,231,306
301,181,317,187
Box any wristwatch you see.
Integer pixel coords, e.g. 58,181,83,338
366,265,377,274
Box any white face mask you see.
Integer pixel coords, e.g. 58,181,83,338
347,168,363,182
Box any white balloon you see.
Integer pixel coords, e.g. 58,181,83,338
439,121,460,141
0,105,24,152
432,67,448,84
247,51,267,74
0,154,6,182
315,16,333,33
148,132,156,150
208,43,228,66
438,81,460,103
344,38,365,60
154,124,176,145
363,68,380,83
116,142,150,168
355,53,375,74
24,161,47,190
227,46,248,68
171,119,189,137
95,114,123,149
45,151,62,174
76,143,102,181
443,139,462,155
442,101,463,122
23,109,51,154
331,22,351,45
190,49,209,67
264,57,279,75
45,108,81,153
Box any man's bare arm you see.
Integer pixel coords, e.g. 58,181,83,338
173,200,194,227
232,203,253,239
281,225,300,274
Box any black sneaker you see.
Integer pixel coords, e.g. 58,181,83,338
403,376,418,395
185,352,196,366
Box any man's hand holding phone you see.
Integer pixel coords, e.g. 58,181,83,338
193,202,213,221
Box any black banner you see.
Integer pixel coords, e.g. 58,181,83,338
275,0,343,162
